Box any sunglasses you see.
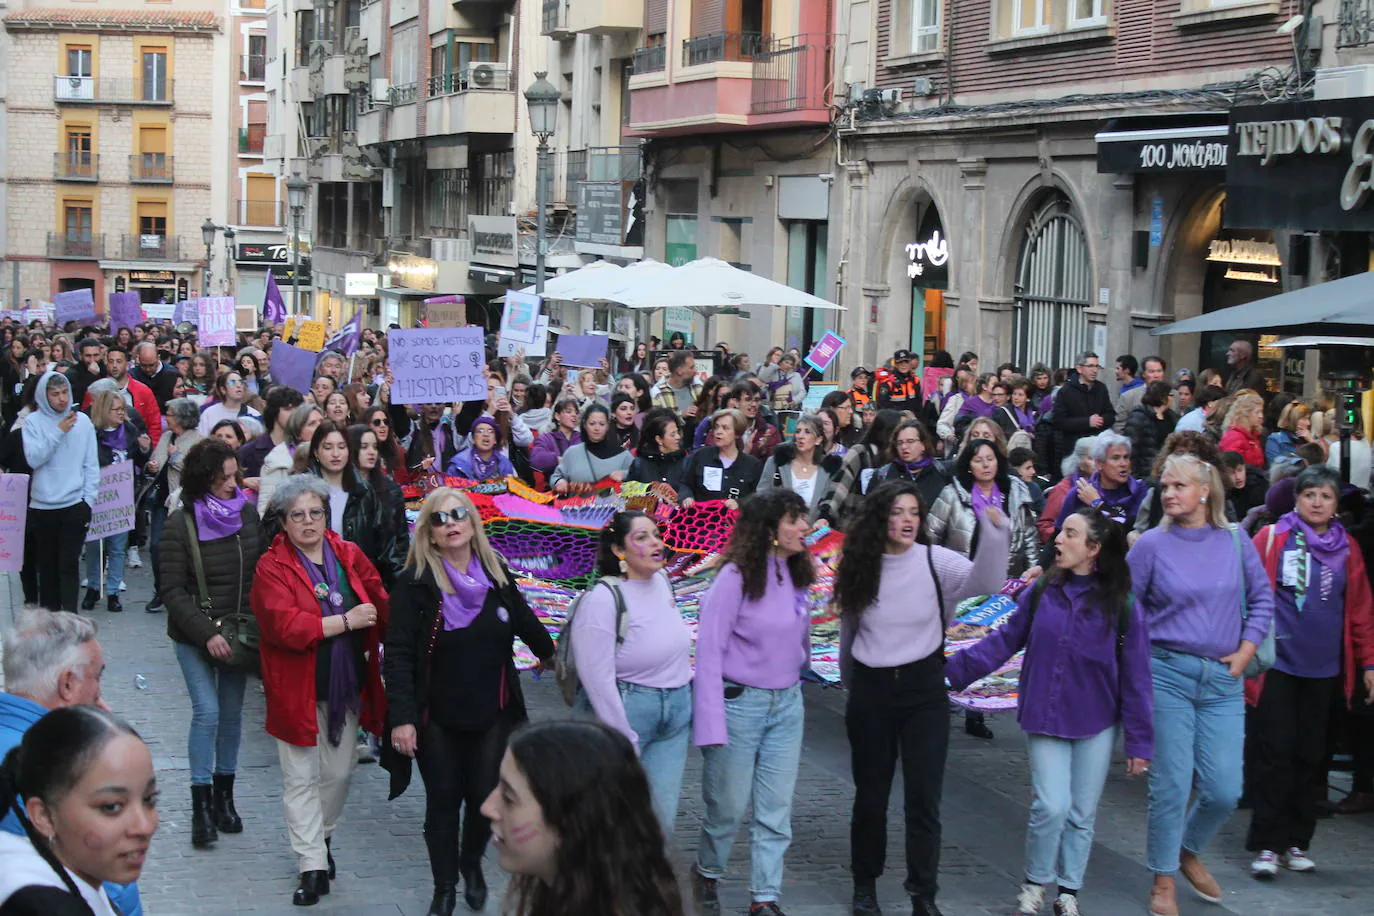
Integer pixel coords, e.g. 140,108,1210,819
371,417,390,427
428,506,472,527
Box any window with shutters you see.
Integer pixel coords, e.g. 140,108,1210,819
1012,193,1093,371
64,201,94,241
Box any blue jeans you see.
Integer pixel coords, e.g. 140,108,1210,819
1146,647,1245,875
174,641,248,786
621,682,692,830
84,531,128,595
696,683,804,903
1025,727,1117,891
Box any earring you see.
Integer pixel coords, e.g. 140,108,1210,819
1201,496,1208,504
618,557,628,575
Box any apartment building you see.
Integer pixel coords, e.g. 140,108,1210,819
3,3,222,309
833,0,1330,377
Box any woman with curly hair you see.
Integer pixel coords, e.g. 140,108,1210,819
835,480,1009,916
1219,395,1265,468
691,489,814,916
482,720,683,916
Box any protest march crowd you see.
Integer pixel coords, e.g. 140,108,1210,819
0,306,1372,916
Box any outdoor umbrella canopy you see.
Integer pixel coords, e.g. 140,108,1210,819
516,259,623,299
600,257,845,311
1152,270,1374,336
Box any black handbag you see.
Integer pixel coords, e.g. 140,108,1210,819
180,510,259,673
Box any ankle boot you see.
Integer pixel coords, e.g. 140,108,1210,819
424,830,460,915
81,587,99,611
190,785,218,848
212,773,243,833
461,862,487,911
106,595,122,614
292,870,329,906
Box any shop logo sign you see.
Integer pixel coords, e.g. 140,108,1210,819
1235,116,1343,166
905,230,949,279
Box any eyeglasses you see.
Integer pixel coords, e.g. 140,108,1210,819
371,417,390,427
429,506,471,527
287,508,326,523
1078,362,1100,370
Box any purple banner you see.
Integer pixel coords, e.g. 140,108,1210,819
554,333,609,368
53,287,97,325
0,474,28,572
109,292,144,333
803,331,846,374
270,341,317,392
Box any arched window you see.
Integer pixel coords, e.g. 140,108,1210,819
1012,193,1092,370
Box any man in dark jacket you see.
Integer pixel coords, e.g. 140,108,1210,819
130,341,180,411
1052,350,1114,473
64,337,106,405
238,385,304,478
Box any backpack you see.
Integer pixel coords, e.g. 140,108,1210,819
555,576,629,706
1025,574,1132,660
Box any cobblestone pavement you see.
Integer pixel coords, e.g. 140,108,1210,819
14,563,1373,916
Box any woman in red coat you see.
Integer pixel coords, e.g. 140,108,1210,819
1219,395,1265,468
250,474,390,907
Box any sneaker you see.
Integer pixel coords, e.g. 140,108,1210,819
1017,883,1046,915
1053,895,1080,916
1250,850,1279,879
126,546,142,568
145,597,164,614
1280,848,1315,872
691,869,720,915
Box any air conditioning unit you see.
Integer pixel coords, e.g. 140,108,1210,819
847,81,865,104
879,88,903,104
466,62,502,91
913,76,935,97
370,78,391,106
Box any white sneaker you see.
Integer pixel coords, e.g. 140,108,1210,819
1017,883,1046,915
1251,850,1279,879
1053,894,1080,916
1280,848,1315,872
126,546,142,568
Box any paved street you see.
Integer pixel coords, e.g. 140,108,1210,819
8,562,1374,916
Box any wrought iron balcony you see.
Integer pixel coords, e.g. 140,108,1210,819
682,31,765,66
1339,0,1374,47
54,152,98,181
53,76,172,104
47,232,104,259
119,234,184,261
129,154,173,183
240,53,267,82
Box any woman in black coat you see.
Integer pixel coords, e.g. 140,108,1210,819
1122,381,1178,480
677,408,763,509
628,409,690,492
384,488,555,916
346,421,410,571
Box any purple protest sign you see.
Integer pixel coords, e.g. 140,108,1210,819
109,292,143,333
0,474,29,572
803,331,846,374
199,297,236,346
554,334,609,368
53,287,97,325
86,461,135,543
270,342,317,393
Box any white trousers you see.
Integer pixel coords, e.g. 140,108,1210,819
276,703,359,873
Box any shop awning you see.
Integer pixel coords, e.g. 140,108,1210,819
1095,112,1230,174
1152,271,1374,336
1271,335,1374,348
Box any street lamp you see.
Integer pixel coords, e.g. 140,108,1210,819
523,71,559,294
286,172,310,317
201,217,219,296
221,227,237,298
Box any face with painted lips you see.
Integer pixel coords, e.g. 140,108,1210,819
26,732,159,889
481,749,558,883
617,516,665,578
885,493,922,554
773,511,810,557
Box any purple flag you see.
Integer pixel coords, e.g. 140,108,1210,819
263,271,287,324
322,310,362,356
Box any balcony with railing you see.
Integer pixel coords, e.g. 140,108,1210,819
627,33,834,137
240,53,267,82
567,0,642,34
54,152,98,182
129,154,174,183
47,232,105,260
632,45,666,74
53,76,172,105
239,124,267,155
119,234,184,262
424,65,516,136
237,199,285,226
542,0,571,38
1339,0,1374,47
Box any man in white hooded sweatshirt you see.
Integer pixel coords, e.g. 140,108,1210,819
23,370,99,611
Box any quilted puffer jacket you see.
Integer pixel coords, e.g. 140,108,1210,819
923,475,1039,576
162,502,265,649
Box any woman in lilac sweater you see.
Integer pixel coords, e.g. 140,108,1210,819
947,509,1153,916
691,489,814,916
569,511,692,830
834,479,1010,916
1127,452,1274,916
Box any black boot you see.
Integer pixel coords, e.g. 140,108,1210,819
852,883,883,914
425,830,459,915
325,836,336,880
81,587,99,611
461,861,487,911
106,595,122,614
212,773,243,834
911,896,944,916
292,870,329,906
190,785,218,848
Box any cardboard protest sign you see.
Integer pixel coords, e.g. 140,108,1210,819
86,460,135,542
0,474,28,571
500,291,541,346
109,292,144,333
424,295,467,328
285,317,326,351
54,288,97,324
198,297,237,346
387,326,485,405
554,334,608,368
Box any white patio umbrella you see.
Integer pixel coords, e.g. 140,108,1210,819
516,260,622,299
601,257,844,311
567,258,673,301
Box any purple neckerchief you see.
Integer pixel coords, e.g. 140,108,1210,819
294,540,359,746
1014,406,1035,429
193,489,246,541
469,450,502,481
903,457,935,473
431,422,446,463
1276,511,1349,571
1090,470,1143,507
970,480,1004,521
440,554,491,630
98,424,128,454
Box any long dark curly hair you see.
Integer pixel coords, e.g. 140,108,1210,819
722,488,814,601
834,480,927,618
503,721,683,916
179,438,239,507
1055,508,1132,620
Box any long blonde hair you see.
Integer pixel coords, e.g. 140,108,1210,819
1159,452,1230,529
89,388,126,430
405,487,508,592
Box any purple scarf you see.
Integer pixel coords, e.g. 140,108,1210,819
970,480,1004,521
469,450,503,481
193,489,246,541
439,555,491,630
1276,511,1350,571
903,457,935,473
295,540,359,746
1013,406,1035,430
98,424,127,455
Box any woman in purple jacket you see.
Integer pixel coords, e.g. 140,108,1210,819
527,397,580,478
947,509,1154,916
691,489,813,916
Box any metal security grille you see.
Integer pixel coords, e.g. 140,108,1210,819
1013,195,1092,370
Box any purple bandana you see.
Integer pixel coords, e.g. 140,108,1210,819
294,539,359,746
1276,510,1349,571
970,480,1004,521
903,457,934,473
98,424,128,455
193,489,246,541
439,554,491,630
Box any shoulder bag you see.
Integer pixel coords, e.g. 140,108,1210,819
180,510,260,673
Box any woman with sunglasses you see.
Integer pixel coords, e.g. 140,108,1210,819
361,405,412,485
385,488,555,916
197,370,263,438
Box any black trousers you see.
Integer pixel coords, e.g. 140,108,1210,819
846,651,950,902
28,502,92,612
1246,669,1338,852
415,717,512,885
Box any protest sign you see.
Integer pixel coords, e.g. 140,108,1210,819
388,326,485,405
172,299,199,326
498,315,549,358
554,334,608,368
500,291,541,346
804,331,846,374
86,460,135,543
22,307,53,324
198,297,237,346
0,310,26,323
285,317,326,351
921,366,953,400
801,383,838,413
0,474,28,572
269,342,316,392
54,288,97,325
144,302,175,321
109,292,143,333
424,295,467,328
